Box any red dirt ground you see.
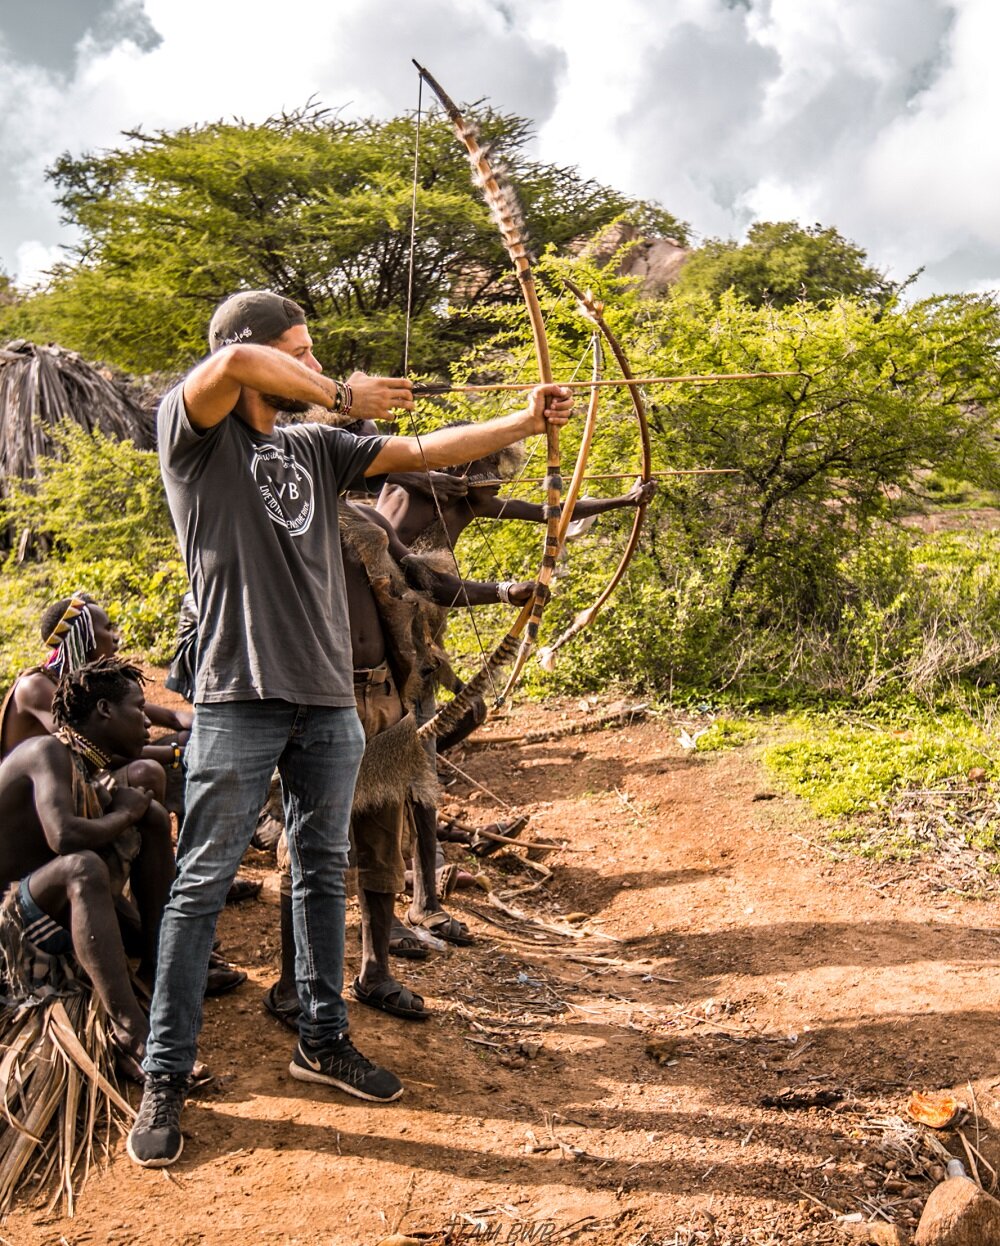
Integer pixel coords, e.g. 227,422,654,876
6,693,1000,1246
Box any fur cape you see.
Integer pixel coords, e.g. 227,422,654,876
268,508,451,820
338,506,449,709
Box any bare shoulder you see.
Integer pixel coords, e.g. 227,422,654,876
9,735,68,776
0,739,64,800
14,670,55,712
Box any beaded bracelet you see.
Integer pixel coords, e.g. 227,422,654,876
329,379,355,416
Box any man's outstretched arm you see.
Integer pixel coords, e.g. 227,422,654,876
473,478,657,522
366,384,573,475
351,504,534,608
383,471,469,501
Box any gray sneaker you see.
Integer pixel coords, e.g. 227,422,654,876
289,1035,403,1102
126,1073,188,1167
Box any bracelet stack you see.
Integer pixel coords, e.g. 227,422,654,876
329,379,354,416
496,581,515,605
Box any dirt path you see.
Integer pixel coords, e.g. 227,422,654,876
9,701,1000,1245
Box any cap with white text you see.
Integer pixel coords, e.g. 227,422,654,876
208,291,306,352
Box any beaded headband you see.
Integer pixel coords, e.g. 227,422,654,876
43,593,96,678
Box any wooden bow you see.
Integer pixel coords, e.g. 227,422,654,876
538,276,653,670
412,62,599,737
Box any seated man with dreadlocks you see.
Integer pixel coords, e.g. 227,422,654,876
264,501,534,1025
1,594,250,989
0,658,174,1081
0,594,193,788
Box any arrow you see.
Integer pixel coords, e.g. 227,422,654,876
413,370,797,396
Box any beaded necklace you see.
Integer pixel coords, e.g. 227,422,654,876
54,726,112,772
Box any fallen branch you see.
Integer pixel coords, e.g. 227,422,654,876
486,894,619,941
442,817,587,853
467,703,650,749
958,1128,986,1189
465,906,566,945
791,1184,838,1215
564,953,683,982
436,753,513,809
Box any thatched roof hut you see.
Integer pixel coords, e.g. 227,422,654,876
0,340,155,501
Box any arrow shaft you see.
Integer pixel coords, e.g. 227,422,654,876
413,371,795,396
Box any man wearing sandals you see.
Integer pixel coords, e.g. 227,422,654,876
264,501,534,1025
377,452,656,934
127,290,573,1167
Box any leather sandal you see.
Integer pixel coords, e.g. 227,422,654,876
350,977,430,1021
262,983,301,1032
388,923,430,960
225,876,262,904
205,952,247,997
405,908,475,947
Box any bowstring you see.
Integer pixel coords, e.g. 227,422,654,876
460,349,536,578
404,69,501,704
403,75,423,376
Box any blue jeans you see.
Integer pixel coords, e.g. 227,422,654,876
144,700,365,1075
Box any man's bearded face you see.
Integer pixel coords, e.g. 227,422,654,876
259,393,312,415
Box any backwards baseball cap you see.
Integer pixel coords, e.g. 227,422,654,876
207,290,307,352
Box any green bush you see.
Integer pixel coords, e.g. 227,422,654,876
436,269,1000,705
694,716,757,751
762,707,993,817
0,425,186,689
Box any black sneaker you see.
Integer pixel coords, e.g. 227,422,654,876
126,1073,188,1167
289,1034,404,1102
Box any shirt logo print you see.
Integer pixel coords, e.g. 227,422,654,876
251,444,316,536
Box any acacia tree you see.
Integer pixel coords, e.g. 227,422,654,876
652,291,1000,596
673,221,902,309
2,103,683,376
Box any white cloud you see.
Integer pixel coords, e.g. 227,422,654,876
864,1,1000,243
0,0,567,275
1,0,999,296
14,240,65,289
737,177,817,226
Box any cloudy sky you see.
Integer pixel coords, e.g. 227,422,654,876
1,0,998,296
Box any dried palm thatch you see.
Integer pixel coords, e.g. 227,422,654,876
0,339,154,502
0,892,134,1217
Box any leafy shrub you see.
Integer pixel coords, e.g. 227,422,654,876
762,708,993,817
694,717,757,751
438,269,1000,705
0,425,186,688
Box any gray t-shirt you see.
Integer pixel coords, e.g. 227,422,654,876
157,384,386,705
